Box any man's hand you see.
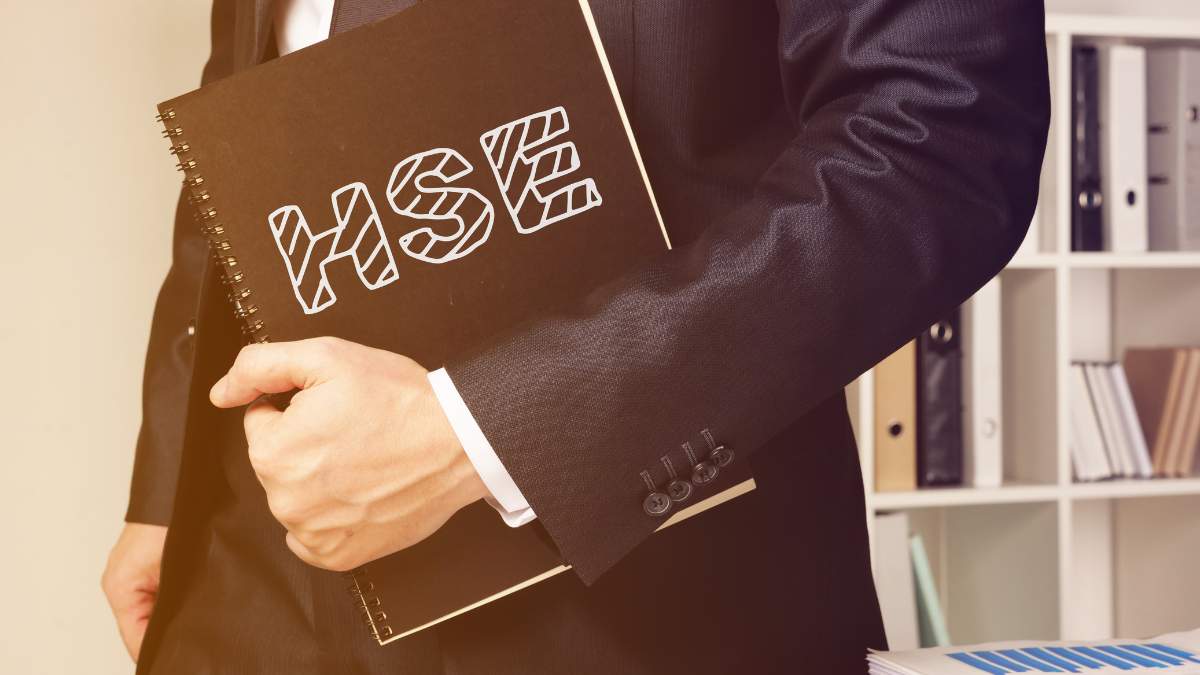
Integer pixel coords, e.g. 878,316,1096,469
102,522,167,662
210,337,488,572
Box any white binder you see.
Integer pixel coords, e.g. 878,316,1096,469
1069,363,1113,481
1099,45,1149,252
1147,47,1200,251
961,277,1002,488
873,512,919,651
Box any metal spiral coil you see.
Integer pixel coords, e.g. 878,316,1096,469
345,567,395,644
158,106,269,345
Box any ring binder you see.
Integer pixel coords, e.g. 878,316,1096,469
157,107,268,343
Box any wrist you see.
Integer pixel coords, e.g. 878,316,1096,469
421,380,490,509
450,443,491,506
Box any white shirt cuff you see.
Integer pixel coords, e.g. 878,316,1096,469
427,367,536,527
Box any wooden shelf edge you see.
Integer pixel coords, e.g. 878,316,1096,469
867,479,1200,510
1046,13,1200,40
1066,252,1200,269
1068,478,1200,500
869,484,1060,510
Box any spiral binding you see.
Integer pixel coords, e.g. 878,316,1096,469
157,107,269,343
345,567,395,645
160,107,391,646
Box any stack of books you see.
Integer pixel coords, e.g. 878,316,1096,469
1071,348,1200,482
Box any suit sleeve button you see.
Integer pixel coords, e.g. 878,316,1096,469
691,461,719,485
711,445,734,467
643,492,672,516
667,478,693,502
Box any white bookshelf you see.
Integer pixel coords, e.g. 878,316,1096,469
854,14,1200,648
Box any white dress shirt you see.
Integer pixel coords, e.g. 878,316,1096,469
273,0,536,527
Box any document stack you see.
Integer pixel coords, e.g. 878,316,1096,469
868,628,1200,674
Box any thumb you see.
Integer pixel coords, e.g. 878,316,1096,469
211,340,333,408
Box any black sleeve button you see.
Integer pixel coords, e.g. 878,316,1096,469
691,461,718,485
667,478,693,502
711,445,734,467
643,492,673,517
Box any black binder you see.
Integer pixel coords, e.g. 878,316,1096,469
1071,45,1104,251
917,308,964,487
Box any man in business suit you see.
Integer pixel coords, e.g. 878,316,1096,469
101,0,1049,672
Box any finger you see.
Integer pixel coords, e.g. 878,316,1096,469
243,398,284,447
211,340,333,408
285,531,325,569
127,614,149,663
114,592,154,663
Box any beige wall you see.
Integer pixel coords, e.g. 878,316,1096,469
2,1,1199,674
0,2,209,673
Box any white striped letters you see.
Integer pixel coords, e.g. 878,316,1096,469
268,107,600,314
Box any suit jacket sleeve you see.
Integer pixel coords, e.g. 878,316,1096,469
445,0,1050,584
125,0,237,526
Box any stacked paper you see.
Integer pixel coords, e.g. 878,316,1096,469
868,628,1200,674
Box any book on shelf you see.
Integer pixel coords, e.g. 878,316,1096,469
873,291,1002,492
876,341,919,492
1070,42,1200,254
1069,362,1113,481
867,627,1200,674
1147,47,1200,252
1071,45,1104,252
1165,349,1200,476
1125,347,1189,474
154,0,755,645
1086,362,1139,477
874,512,920,651
961,279,1002,488
910,533,951,649
1098,45,1149,253
1071,351,1200,483
917,309,965,487
1109,362,1155,478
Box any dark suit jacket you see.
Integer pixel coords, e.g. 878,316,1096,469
128,1,1050,673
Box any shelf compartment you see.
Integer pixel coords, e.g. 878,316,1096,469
1003,269,1061,485
1114,495,1200,637
886,503,1061,645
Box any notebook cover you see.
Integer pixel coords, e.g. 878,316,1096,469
156,0,753,646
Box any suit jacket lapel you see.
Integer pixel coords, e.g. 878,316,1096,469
233,0,276,72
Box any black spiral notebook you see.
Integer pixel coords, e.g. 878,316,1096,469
157,0,754,646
